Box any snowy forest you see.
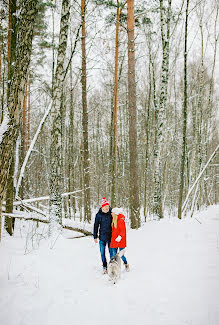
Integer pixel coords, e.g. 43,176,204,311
0,1,219,324
0,0,218,237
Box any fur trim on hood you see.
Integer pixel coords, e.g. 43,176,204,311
112,207,123,215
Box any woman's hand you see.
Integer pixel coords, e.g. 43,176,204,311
115,235,122,242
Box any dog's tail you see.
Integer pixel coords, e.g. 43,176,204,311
118,249,125,258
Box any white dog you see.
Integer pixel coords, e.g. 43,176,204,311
108,250,125,284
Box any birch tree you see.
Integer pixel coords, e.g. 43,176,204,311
153,0,172,219
49,0,70,235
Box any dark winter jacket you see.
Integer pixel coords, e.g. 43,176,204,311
93,207,112,242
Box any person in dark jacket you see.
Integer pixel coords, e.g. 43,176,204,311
93,197,113,273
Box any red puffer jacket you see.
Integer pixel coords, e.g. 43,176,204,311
110,214,127,248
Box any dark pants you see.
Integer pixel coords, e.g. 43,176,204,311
111,247,128,265
99,240,113,268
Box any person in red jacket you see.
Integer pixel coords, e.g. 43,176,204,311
110,207,130,271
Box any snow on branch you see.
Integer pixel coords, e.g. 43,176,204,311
15,102,52,197
2,212,93,236
182,145,219,212
10,190,83,206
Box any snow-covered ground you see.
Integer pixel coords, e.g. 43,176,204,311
0,205,219,325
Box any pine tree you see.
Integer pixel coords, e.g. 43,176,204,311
111,0,120,207
111,1,126,206
127,0,140,228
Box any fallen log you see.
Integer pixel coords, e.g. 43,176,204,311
2,213,93,236
62,225,92,236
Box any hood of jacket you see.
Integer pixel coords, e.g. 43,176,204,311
117,213,125,220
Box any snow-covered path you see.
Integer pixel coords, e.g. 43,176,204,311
1,206,219,325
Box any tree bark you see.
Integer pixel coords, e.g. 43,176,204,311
0,0,39,242
111,1,120,207
5,0,17,235
0,30,2,123
153,0,172,219
81,0,91,222
127,0,140,228
7,0,17,97
68,42,76,218
49,0,70,234
177,0,189,219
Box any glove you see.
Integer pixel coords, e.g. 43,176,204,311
115,235,122,242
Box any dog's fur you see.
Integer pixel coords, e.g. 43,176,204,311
108,250,125,284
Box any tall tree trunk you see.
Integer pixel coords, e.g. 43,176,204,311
197,4,207,208
143,70,151,221
0,0,39,242
127,0,140,228
111,1,127,206
205,4,218,206
177,0,189,219
69,43,76,218
5,0,17,235
81,0,91,222
61,89,68,217
144,25,154,220
49,0,70,235
7,0,17,99
111,1,120,207
0,24,3,123
153,0,172,219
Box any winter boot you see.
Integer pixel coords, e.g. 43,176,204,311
103,267,108,274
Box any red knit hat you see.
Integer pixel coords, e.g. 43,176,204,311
101,197,109,208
